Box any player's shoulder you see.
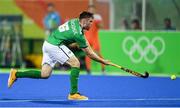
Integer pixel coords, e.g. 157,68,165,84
68,18,82,35
68,18,79,26
68,18,81,28
68,18,78,23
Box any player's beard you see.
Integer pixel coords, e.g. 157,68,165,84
82,25,90,30
85,26,90,30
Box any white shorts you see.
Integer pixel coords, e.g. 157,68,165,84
42,41,74,68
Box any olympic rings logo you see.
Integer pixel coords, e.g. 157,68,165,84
122,36,165,64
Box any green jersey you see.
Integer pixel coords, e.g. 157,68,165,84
46,18,88,48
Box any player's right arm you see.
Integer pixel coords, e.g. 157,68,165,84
81,40,110,65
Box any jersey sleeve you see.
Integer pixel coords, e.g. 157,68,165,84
75,34,88,48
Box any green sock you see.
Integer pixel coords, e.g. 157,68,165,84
70,67,80,94
16,70,41,78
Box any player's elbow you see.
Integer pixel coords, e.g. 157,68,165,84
87,52,95,59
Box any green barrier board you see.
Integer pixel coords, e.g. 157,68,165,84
97,31,180,75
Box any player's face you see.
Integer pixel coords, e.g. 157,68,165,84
47,6,54,13
165,20,171,27
82,18,93,30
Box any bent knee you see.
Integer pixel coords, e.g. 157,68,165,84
70,61,80,68
66,56,80,68
41,71,51,79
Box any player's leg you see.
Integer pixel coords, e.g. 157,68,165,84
17,64,52,78
8,64,53,88
66,55,80,94
65,56,88,100
8,41,56,88
55,45,88,100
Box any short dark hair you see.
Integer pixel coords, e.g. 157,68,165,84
47,3,55,7
132,19,140,24
79,11,94,20
164,18,171,22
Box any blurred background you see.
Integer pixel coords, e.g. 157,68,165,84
0,0,180,76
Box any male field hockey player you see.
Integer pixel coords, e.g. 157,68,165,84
8,11,111,100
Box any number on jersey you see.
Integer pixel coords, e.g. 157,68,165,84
58,22,69,32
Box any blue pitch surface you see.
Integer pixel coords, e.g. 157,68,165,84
0,73,180,107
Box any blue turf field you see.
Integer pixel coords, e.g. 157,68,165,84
0,73,180,107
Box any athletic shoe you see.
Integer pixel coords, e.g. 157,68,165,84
8,69,17,88
68,93,88,100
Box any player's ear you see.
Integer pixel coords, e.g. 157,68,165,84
80,18,85,23
82,19,87,26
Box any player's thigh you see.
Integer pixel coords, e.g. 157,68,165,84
65,55,80,67
47,44,76,66
41,43,55,77
42,41,57,68
42,41,78,67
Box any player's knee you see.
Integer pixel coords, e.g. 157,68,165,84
41,71,51,79
41,74,50,79
71,60,80,68
66,56,80,68
41,64,52,79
